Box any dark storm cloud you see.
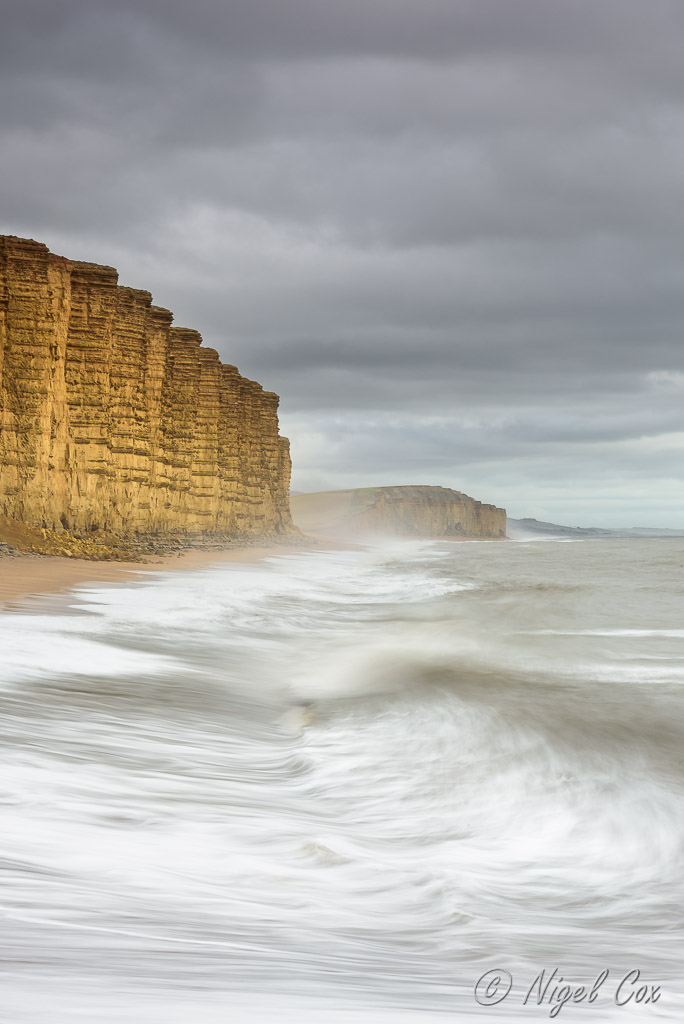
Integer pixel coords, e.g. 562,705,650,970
6,0,684,70
1,0,684,523
0,1,638,62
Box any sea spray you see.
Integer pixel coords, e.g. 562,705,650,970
1,538,683,1021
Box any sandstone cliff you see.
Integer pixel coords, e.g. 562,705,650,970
0,235,293,552
290,486,506,540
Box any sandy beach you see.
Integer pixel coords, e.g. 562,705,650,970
0,544,306,608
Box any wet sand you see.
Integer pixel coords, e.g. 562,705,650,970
0,545,304,608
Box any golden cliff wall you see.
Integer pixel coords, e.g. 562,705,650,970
0,235,293,544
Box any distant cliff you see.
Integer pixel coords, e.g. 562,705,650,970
0,235,293,552
291,486,506,540
507,517,684,539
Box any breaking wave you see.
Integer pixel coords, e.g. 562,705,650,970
1,538,683,1021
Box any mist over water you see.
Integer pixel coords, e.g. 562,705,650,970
1,539,683,1022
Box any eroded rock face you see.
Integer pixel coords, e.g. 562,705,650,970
353,486,506,538
290,486,506,539
0,236,293,543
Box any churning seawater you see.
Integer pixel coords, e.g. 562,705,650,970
1,539,683,1022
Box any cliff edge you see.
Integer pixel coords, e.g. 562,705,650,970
291,486,506,540
0,235,294,555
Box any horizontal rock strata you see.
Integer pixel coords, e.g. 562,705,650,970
291,486,506,539
0,235,293,548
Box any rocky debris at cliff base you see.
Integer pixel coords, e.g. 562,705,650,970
0,516,140,561
0,514,310,562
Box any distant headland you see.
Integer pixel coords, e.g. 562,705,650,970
290,486,506,540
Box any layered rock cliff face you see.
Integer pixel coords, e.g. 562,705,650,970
290,486,506,539
0,235,293,549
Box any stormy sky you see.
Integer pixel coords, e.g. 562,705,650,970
2,0,684,525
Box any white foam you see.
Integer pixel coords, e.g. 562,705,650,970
1,538,684,1019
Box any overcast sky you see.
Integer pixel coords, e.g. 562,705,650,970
3,0,684,525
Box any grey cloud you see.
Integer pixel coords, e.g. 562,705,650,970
6,0,684,68
2,0,684,523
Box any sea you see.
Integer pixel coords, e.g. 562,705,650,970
0,538,683,1022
